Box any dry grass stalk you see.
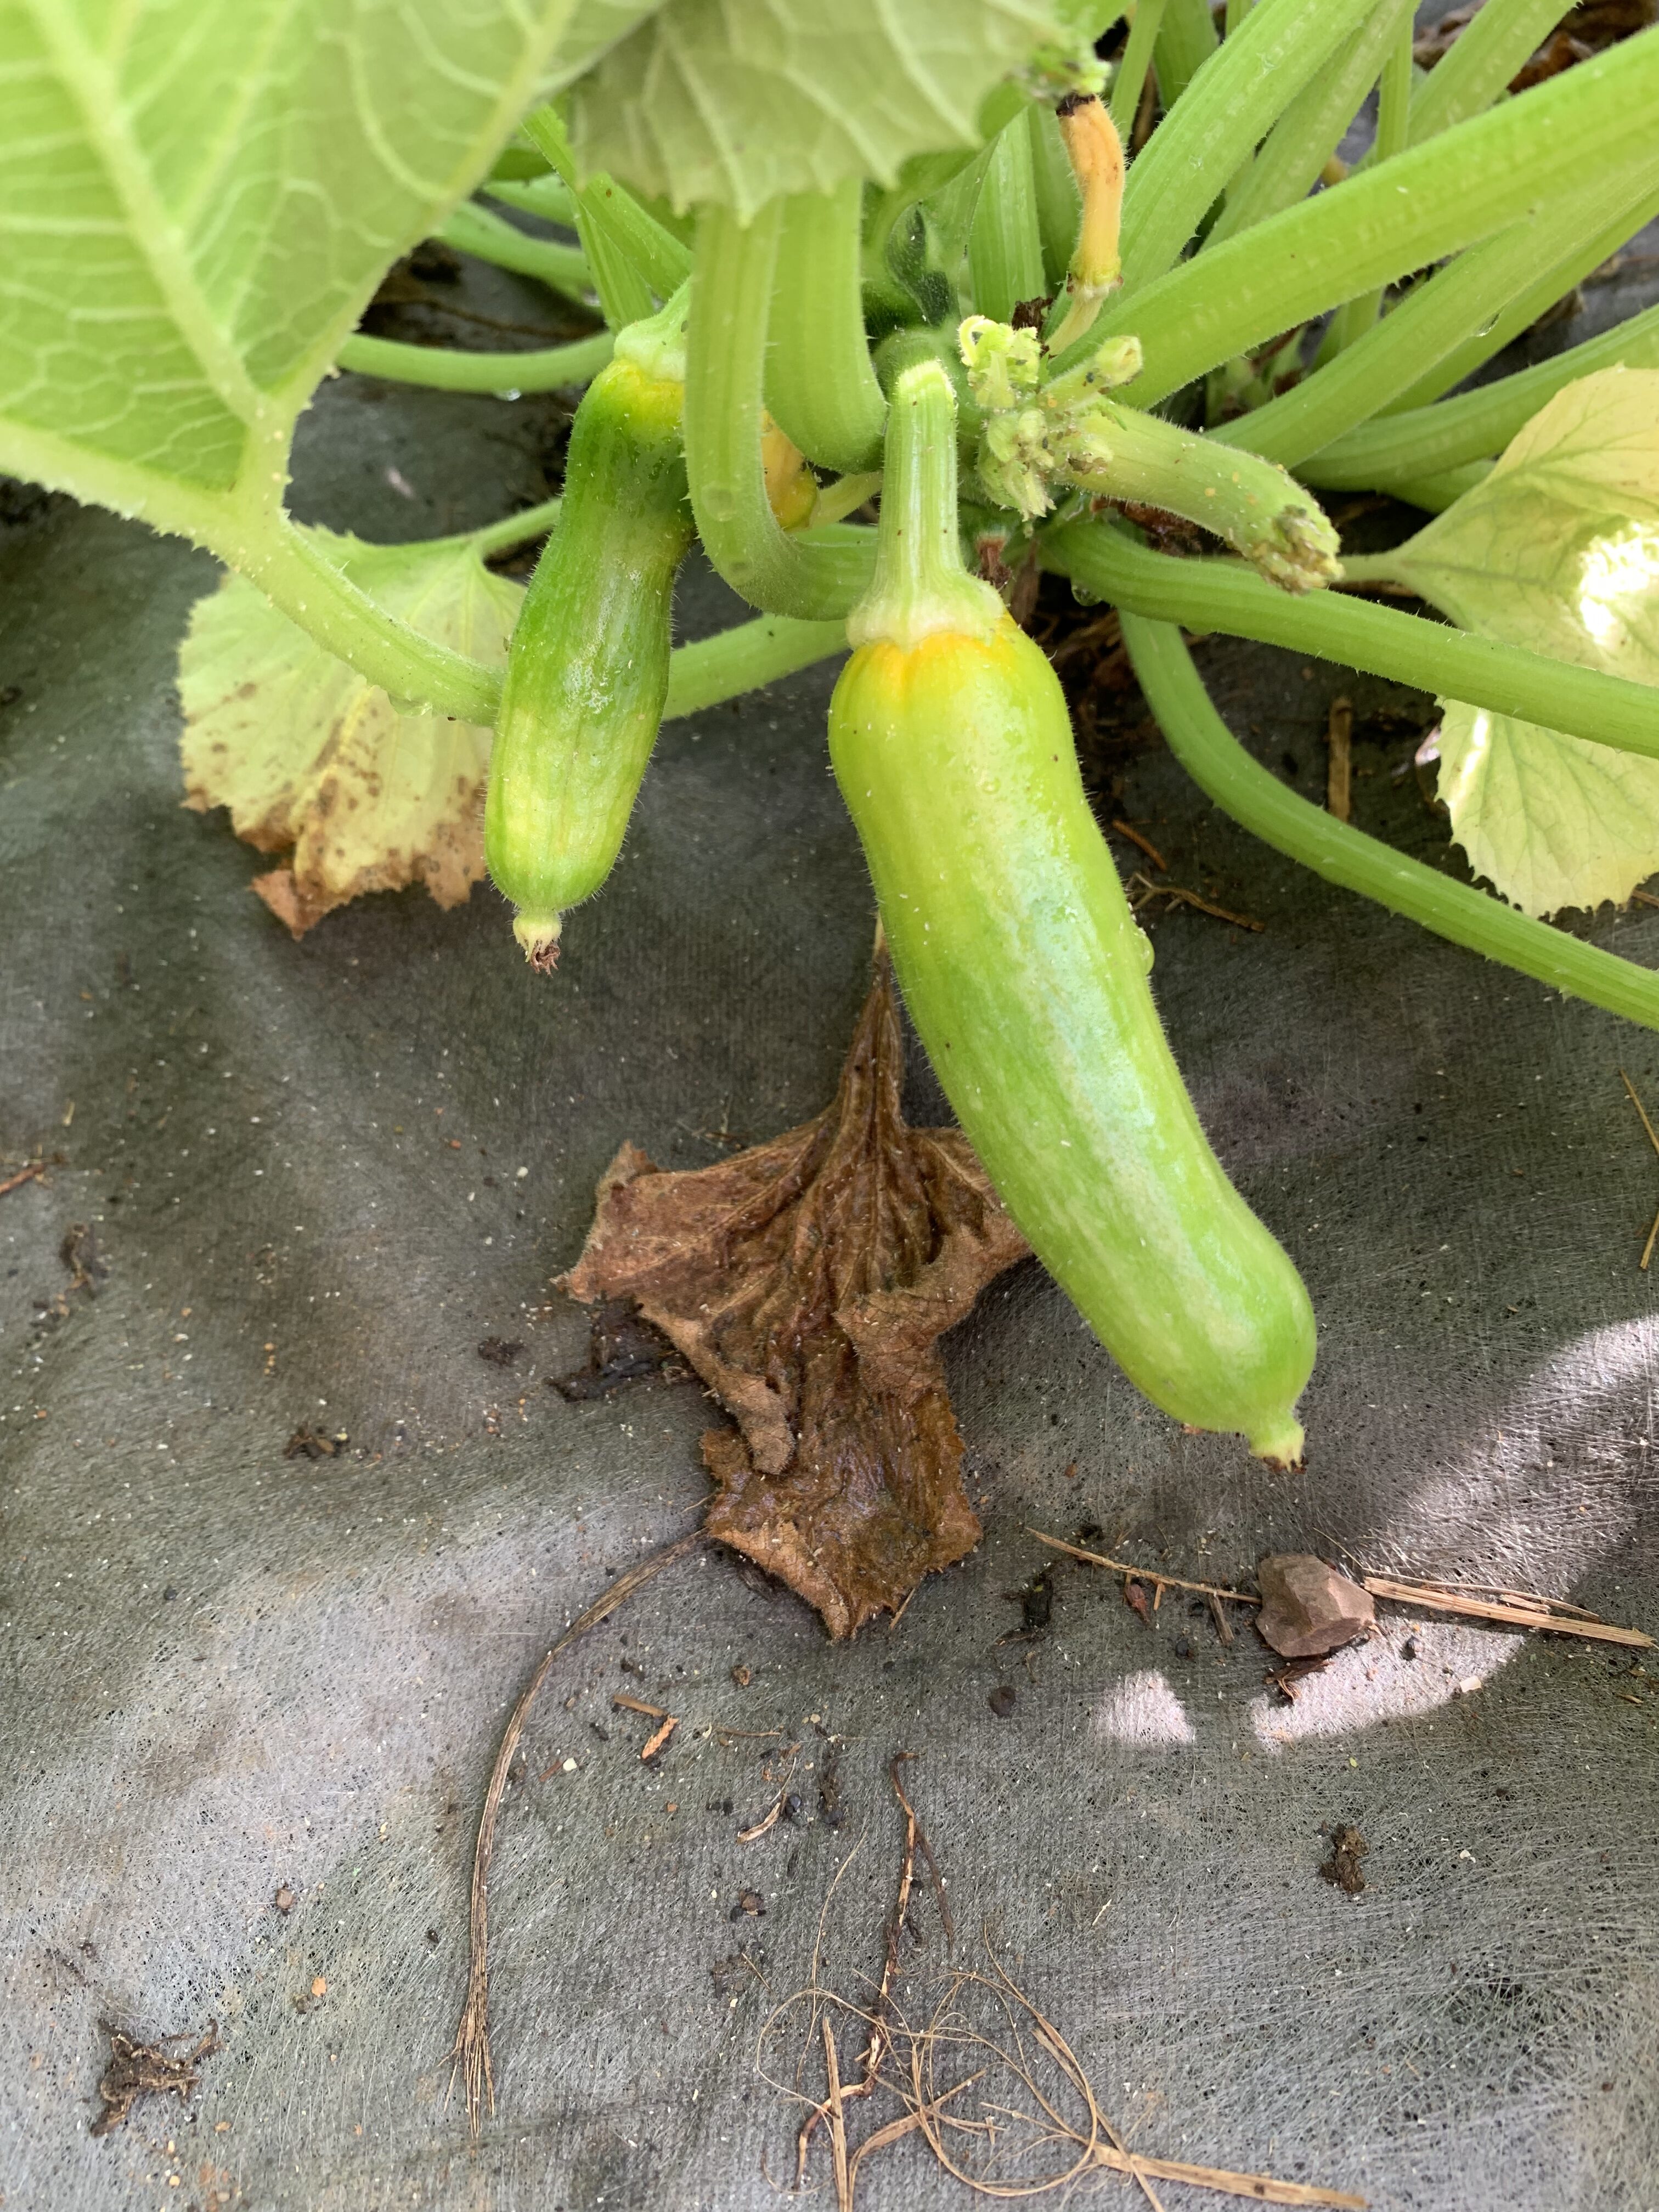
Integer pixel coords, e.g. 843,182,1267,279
1125,872,1265,933
1363,1573,1652,1648
1110,817,1169,871
1619,1067,1659,1158
772,1875,1365,2208
823,2017,852,2212
794,1751,947,2183
1090,2144,1367,2207
1325,696,1353,822
612,1691,669,1718
844,2075,983,2195
1027,1528,1260,1606
1617,1070,1659,1266
738,1753,800,1843
447,1526,703,2133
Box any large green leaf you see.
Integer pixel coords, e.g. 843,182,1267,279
1389,368,1659,916
565,0,1057,219
0,0,625,536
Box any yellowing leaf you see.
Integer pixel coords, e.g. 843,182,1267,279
180,532,522,935
566,0,1056,219
1435,703,1659,920
1390,368,1659,916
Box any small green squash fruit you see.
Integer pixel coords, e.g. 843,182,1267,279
486,291,693,966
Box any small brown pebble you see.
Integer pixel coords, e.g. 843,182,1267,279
988,1684,1017,1718
1257,1554,1375,1658
731,1663,752,1688
273,1887,295,1915
737,1890,763,1916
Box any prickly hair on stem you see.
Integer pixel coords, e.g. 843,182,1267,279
847,360,1005,652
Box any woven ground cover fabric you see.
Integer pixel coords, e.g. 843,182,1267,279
4,320,1659,2208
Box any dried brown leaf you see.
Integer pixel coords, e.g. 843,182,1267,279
559,955,1029,1637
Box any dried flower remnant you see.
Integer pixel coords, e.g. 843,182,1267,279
560,953,1029,1637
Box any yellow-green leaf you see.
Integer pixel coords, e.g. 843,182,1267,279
180,532,521,935
566,0,1056,220
1390,367,1659,915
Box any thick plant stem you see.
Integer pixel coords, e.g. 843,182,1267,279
1384,180,1659,417
437,201,591,298
337,331,613,393
520,106,690,327
1153,0,1217,107
848,362,1002,650
1120,613,1659,1032
1407,0,1575,144
1074,33,1659,405
684,202,876,620
968,116,1046,324
662,616,847,719
764,183,887,474
1298,301,1659,491
1027,103,1081,292
1075,404,1340,589
1207,0,1415,249
1212,160,1659,467
1110,0,1167,137
1386,463,1492,512
464,498,563,556
1320,5,1415,353
1119,0,1377,296
484,173,580,228
1042,521,1659,767
234,516,503,721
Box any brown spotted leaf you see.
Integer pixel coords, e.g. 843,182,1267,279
560,954,1029,1638
179,527,521,935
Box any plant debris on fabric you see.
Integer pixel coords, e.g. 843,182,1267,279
91,2020,219,2137
560,951,1029,1637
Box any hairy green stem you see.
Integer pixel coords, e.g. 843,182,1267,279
520,105,690,329
764,183,888,474
850,360,1001,648
1079,405,1340,588
1384,179,1659,417
1408,0,1575,145
1042,520,1659,765
1153,0,1218,107
1386,463,1493,512
684,202,875,620
1076,33,1659,405
337,331,612,393
235,517,503,720
1213,158,1659,467
663,616,847,720
1110,0,1167,136
1027,103,1082,292
1299,300,1659,491
438,201,591,298
1120,0,1376,296
1207,0,1414,249
1120,613,1659,1031
464,498,564,557
1321,4,1415,352
483,173,580,228
968,114,1047,323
